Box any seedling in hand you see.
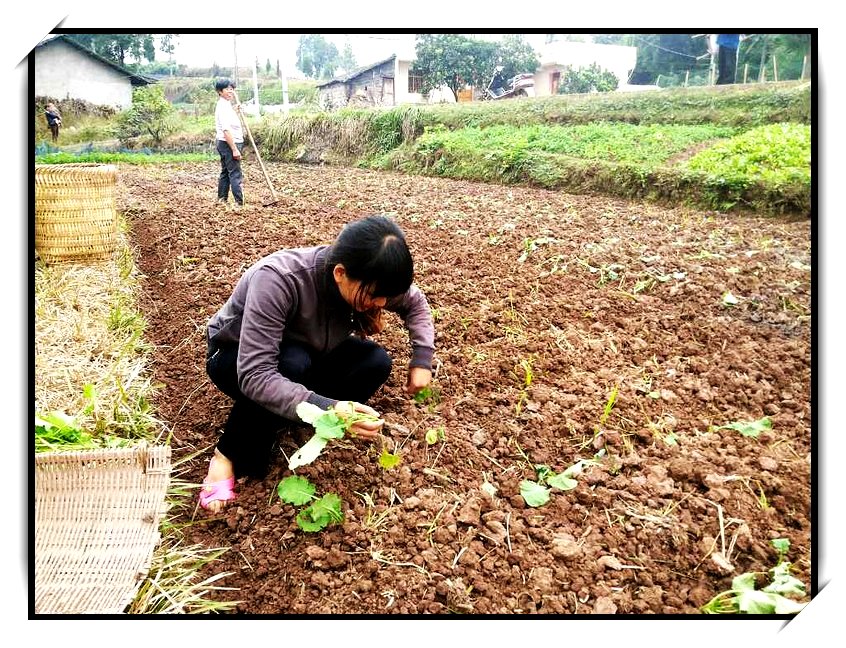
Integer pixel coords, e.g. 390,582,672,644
277,475,344,532
288,402,381,469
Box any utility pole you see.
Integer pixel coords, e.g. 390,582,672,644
281,58,290,113
253,56,260,114
233,34,240,90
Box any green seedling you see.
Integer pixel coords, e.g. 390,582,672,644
701,538,808,614
413,385,441,408
378,448,402,470
518,448,605,508
289,402,382,469
715,416,772,439
277,475,344,533
425,426,447,445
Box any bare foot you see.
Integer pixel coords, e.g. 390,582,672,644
200,448,235,514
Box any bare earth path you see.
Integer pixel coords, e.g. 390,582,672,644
118,161,812,615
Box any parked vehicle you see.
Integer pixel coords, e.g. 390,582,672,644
484,66,535,100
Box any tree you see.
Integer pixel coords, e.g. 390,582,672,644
418,34,535,100
339,40,357,75
495,35,541,81
266,58,272,74
738,34,811,82
67,34,174,67
276,59,281,77
114,85,175,146
296,34,339,80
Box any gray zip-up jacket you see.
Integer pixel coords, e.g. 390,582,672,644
207,245,435,420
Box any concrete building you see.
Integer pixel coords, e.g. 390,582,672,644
34,35,156,109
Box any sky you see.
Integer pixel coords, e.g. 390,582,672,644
168,33,551,76
5,1,843,644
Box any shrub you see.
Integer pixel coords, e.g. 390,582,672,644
557,63,619,94
114,85,177,146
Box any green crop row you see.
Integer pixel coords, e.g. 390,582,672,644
413,123,738,167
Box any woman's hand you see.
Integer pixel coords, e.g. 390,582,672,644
406,367,433,396
333,400,383,440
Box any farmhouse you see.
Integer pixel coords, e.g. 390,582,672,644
317,52,455,110
34,35,156,109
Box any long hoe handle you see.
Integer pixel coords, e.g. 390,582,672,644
233,91,279,205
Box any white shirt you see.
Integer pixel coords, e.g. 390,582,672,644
215,97,244,143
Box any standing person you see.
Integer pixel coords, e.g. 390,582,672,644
199,215,436,512
716,34,741,85
44,102,62,143
214,79,245,206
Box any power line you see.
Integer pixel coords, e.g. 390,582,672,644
631,35,703,59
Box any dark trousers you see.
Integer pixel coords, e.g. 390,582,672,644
206,336,392,478
717,46,738,85
216,140,244,204
49,124,59,143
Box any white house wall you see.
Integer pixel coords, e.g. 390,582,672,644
395,59,455,104
35,41,134,108
533,41,638,96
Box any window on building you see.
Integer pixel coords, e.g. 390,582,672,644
408,68,423,94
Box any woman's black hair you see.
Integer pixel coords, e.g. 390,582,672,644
214,79,235,92
327,215,414,306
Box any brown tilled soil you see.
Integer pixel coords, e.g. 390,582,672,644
119,160,812,615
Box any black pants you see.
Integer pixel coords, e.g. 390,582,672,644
49,124,59,143
717,46,738,85
206,336,392,478
216,140,244,204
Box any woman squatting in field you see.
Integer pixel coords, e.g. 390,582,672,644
200,215,436,512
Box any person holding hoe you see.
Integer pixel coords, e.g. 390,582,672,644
199,215,436,512
214,78,245,207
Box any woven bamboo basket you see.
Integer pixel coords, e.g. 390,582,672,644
35,163,118,264
34,444,172,614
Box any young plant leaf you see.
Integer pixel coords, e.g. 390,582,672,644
719,416,772,438
425,426,446,445
520,480,551,507
547,472,578,491
313,413,347,440
310,493,344,524
295,402,326,424
562,457,600,478
277,475,316,506
288,434,330,470
296,506,331,532
378,448,402,470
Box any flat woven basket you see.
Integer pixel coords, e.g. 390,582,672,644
35,163,118,264
34,444,172,614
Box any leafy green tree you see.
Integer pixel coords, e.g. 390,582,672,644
339,40,358,75
67,34,175,67
266,58,272,74
416,34,541,100
114,85,175,146
495,35,541,82
557,63,619,94
296,34,339,80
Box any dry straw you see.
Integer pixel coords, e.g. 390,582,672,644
35,163,118,264
34,443,172,614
